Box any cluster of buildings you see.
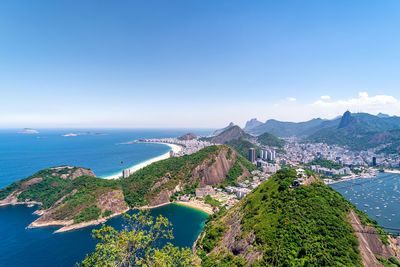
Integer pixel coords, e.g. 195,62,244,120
249,148,276,164
248,148,280,174
281,142,366,167
259,149,276,161
186,171,269,209
309,165,352,176
360,147,400,168
226,173,268,199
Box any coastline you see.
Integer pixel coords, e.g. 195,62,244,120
5,200,209,233
173,200,214,215
103,143,183,179
384,169,400,174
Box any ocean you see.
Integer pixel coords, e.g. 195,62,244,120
330,172,400,235
0,129,211,266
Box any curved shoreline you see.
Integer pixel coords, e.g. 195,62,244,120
102,143,183,179
173,201,213,215
13,201,211,233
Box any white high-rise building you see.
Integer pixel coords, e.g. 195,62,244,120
259,150,264,159
122,169,131,178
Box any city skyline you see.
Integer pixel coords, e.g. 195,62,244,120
1,1,400,128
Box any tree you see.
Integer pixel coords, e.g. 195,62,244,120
79,210,194,267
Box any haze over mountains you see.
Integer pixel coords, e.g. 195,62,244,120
213,111,400,153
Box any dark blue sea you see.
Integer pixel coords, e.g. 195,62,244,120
0,129,211,267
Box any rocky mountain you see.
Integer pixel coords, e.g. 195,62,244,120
338,110,354,128
209,126,246,144
195,169,399,266
213,122,235,136
0,146,256,232
122,145,255,207
202,125,261,158
308,112,400,151
244,118,263,131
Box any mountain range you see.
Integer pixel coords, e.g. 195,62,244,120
243,112,400,153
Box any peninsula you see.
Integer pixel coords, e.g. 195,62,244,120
0,145,254,232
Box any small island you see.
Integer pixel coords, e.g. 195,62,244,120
19,128,39,134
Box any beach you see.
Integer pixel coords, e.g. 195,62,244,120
384,169,400,174
103,143,183,179
174,200,214,215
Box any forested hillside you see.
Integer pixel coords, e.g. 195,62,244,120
196,169,395,266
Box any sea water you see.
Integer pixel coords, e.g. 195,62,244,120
0,129,211,266
330,172,400,235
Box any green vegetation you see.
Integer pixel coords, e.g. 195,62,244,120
224,154,257,186
74,206,102,224
257,132,285,148
0,182,20,200
376,255,400,267
308,158,342,170
0,167,122,224
169,183,199,201
224,161,243,186
208,158,216,167
79,210,194,267
103,210,113,218
226,148,232,160
225,136,259,158
204,195,220,209
196,169,389,266
50,176,121,223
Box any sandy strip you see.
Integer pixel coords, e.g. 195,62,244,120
384,169,400,174
174,200,214,215
103,143,183,180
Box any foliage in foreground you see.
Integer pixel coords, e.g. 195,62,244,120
79,210,194,267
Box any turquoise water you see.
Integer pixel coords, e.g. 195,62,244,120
0,129,211,266
330,173,400,235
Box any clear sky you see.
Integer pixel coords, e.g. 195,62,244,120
1,0,400,128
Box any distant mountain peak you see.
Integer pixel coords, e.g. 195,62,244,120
213,122,236,136
377,112,390,118
338,111,354,129
244,118,263,131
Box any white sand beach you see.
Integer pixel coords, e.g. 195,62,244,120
103,143,183,179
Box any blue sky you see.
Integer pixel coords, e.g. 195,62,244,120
1,0,399,128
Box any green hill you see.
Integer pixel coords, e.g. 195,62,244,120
256,132,285,148
0,167,126,229
195,169,393,266
224,136,259,158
